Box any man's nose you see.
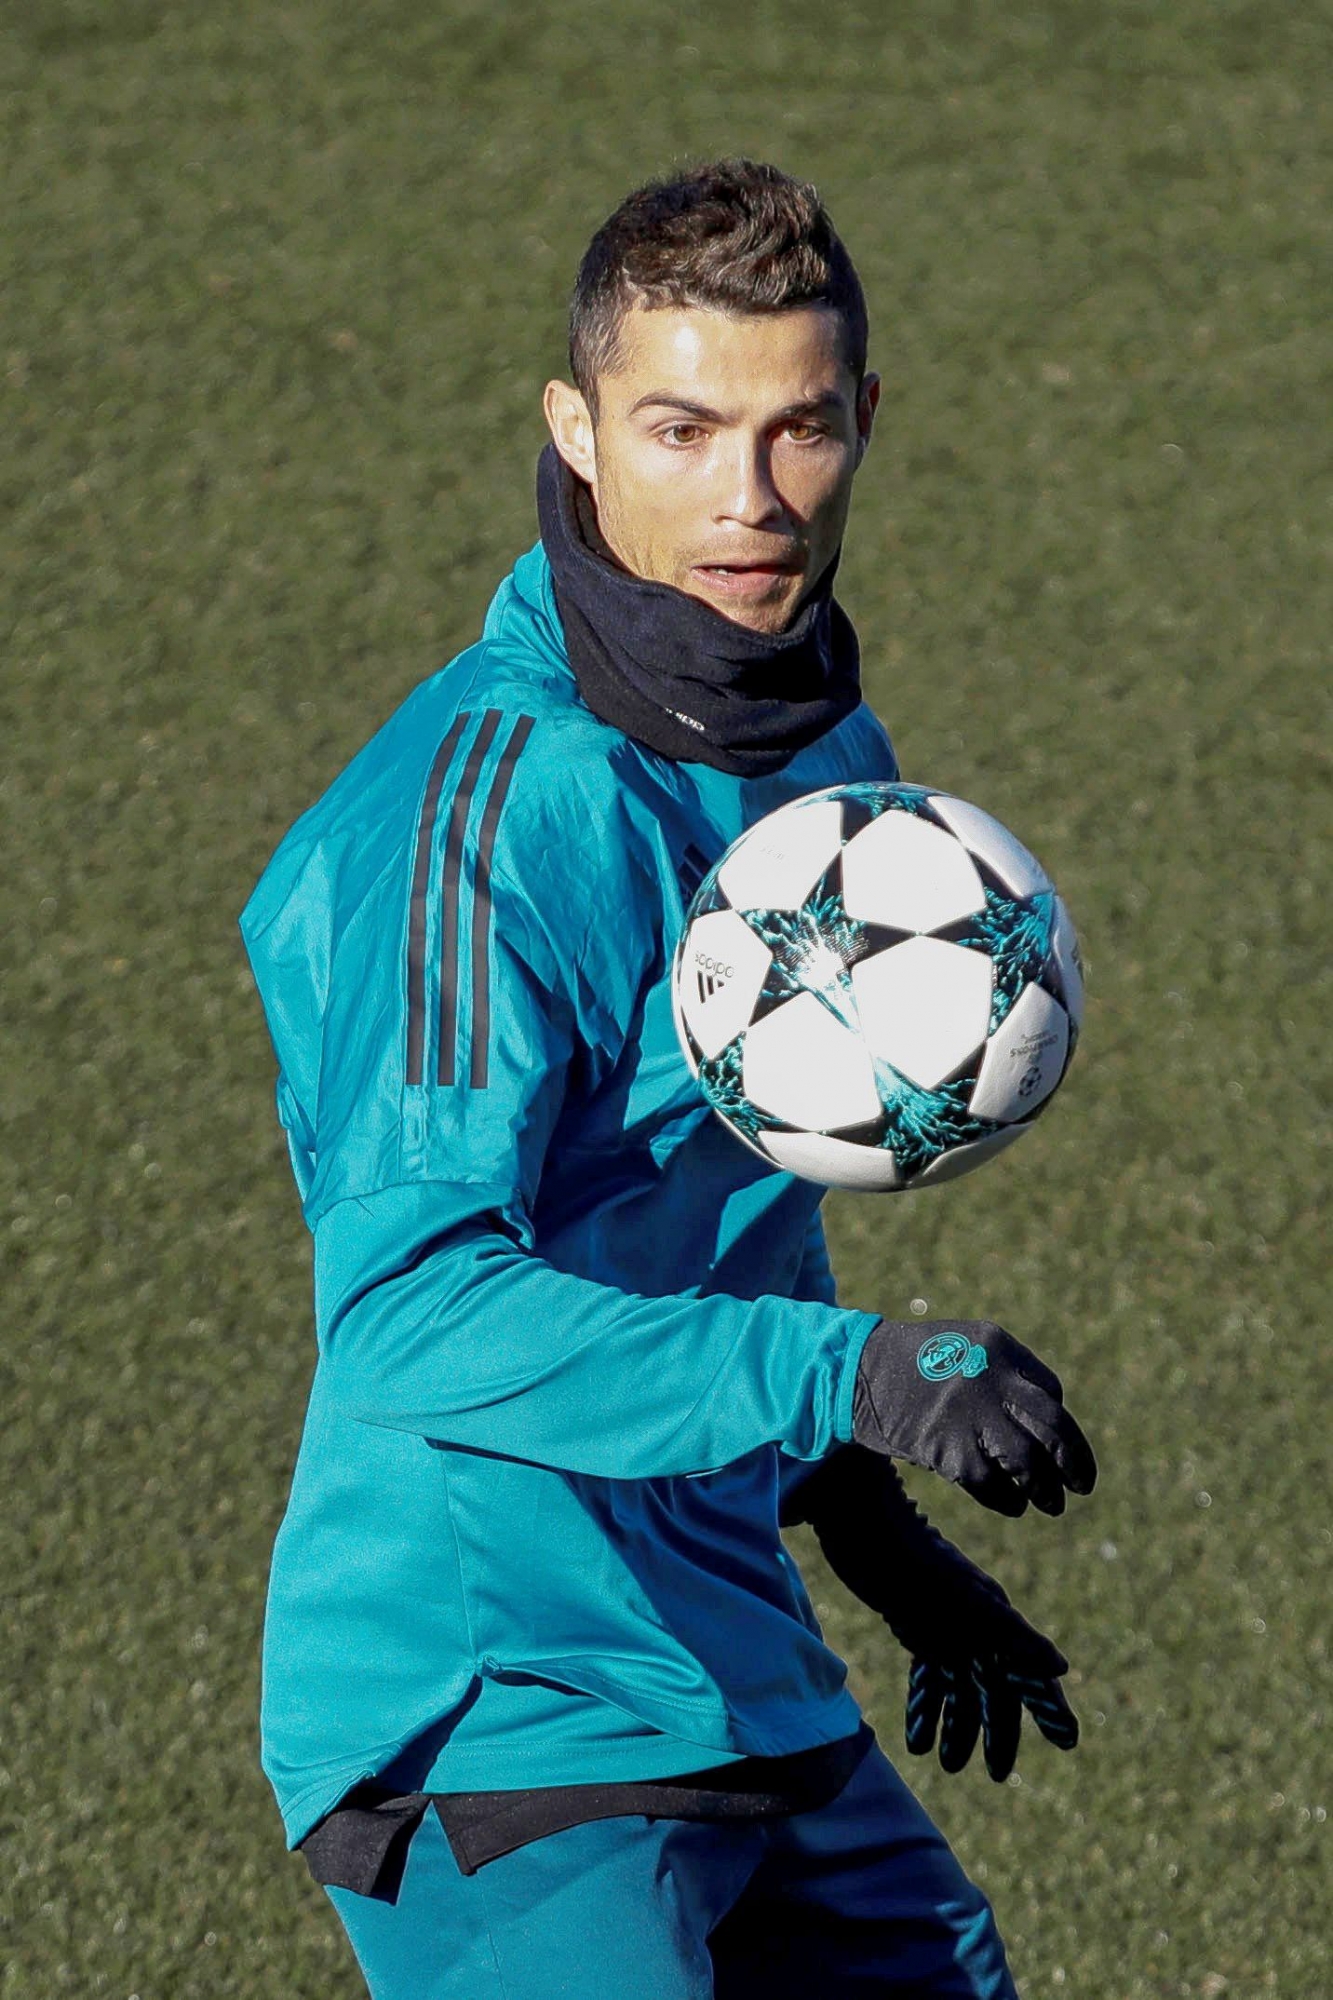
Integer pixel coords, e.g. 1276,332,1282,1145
714,437,785,528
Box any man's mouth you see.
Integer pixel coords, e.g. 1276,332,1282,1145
691,560,802,598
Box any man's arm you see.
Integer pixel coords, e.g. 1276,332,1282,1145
785,1445,1081,1780
778,1210,842,1516
313,970,1091,1501
315,1180,878,1481
316,1039,1092,1501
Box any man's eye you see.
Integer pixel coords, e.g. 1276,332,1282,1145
662,424,705,446
784,423,826,443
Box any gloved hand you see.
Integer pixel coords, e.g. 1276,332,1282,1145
851,1319,1097,1517
783,1447,1079,1782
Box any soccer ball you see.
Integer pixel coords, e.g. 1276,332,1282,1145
671,782,1084,1192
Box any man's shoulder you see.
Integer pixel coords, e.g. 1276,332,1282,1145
241,588,642,953
374,659,638,905
290,565,626,840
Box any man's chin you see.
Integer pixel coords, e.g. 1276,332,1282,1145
679,571,803,635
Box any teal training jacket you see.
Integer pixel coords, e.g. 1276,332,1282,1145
240,543,898,1846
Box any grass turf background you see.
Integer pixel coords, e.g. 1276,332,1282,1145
2,1,1329,1992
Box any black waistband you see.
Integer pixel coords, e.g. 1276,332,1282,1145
301,1721,875,1895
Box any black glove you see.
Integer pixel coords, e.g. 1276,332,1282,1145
851,1319,1097,1518
784,1447,1079,1782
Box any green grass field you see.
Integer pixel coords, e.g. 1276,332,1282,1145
3,2,1330,1992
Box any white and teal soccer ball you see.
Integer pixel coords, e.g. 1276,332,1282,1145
671,782,1084,1192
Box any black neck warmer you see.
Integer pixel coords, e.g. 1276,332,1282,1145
536,444,861,776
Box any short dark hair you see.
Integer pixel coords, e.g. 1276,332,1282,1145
569,159,868,415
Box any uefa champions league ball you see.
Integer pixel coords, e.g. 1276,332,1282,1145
671,782,1084,1192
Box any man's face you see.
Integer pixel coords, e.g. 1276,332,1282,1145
545,306,879,636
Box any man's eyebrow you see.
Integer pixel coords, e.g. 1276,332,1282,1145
625,393,727,421
625,390,848,422
770,392,849,422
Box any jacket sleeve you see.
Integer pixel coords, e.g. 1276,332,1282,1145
775,1211,843,1516
315,1184,877,1479
298,708,879,1480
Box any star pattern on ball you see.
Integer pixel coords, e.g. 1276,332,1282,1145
851,1066,998,1180
935,886,1057,1030
736,860,910,1035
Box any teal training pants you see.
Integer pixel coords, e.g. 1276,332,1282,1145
326,1739,1019,1998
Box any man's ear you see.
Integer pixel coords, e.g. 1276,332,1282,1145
544,379,598,490
855,372,881,464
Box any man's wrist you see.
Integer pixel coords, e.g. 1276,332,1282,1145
833,1313,887,1446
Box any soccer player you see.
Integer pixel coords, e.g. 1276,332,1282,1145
240,159,1096,1999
